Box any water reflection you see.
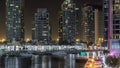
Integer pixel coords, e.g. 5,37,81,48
0,54,87,68
31,55,41,68
5,57,20,68
64,54,75,68
0,57,5,68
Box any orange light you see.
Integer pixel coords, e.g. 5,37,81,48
1,39,6,43
89,64,92,67
91,59,94,62
76,39,80,42
26,38,30,42
56,38,59,42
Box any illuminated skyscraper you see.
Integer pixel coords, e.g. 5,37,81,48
95,9,104,46
103,0,109,47
81,5,95,44
58,0,79,44
107,0,120,51
6,0,24,43
32,8,51,45
103,0,120,55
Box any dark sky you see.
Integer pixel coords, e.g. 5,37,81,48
0,0,102,40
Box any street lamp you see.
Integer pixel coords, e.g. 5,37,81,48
56,38,59,44
1,39,6,43
56,38,59,42
76,39,80,42
26,38,30,42
76,39,80,44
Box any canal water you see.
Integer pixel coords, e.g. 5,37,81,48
0,54,87,68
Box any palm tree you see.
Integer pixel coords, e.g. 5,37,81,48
105,56,120,68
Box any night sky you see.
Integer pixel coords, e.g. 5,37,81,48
0,0,102,41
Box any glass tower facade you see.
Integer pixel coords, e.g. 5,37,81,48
6,0,24,43
112,0,120,39
32,8,51,45
95,9,104,46
58,0,79,44
81,5,95,43
109,0,120,50
103,0,109,47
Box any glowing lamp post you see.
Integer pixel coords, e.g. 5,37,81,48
76,39,80,44
26,38,30,42
56,38,59,42
56,38,59,44
1,39,6,43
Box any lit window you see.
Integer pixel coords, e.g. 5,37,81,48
68,4,72,7
44,39,47,40
32,28,35,30
8,12,10,15
44,26,47,28
42,33,47,36
65,8,68,10
10,4,14,6
65,2,68,4
15,6,19,8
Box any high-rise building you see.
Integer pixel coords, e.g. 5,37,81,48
107,0,120,51
6,0,24,43
32,8,51,45
58,0,79,44
104,0,120,55
95,9,104,46
81,5,95,44
103,0,109,47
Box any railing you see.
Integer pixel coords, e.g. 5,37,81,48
0,45,108,55
0,45,108,57
0,45,85,52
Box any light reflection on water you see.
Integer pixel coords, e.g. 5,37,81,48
0,54,87,68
